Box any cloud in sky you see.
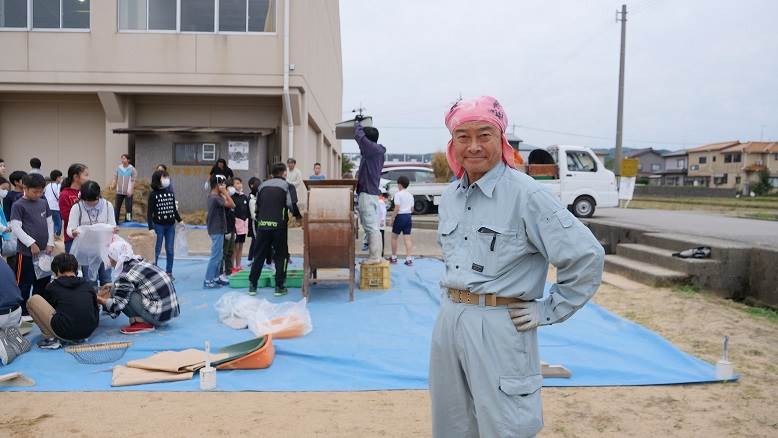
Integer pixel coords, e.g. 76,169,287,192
339,0,778,154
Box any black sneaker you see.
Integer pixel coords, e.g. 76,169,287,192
37,337,61,350
248,285,257,296
274,286,288,297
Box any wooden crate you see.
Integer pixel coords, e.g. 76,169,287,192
359,261,391,290
527,164,558,178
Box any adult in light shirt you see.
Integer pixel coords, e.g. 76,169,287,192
286,158,305,211
430,96,604,437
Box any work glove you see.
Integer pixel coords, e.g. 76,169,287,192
508,301,542,331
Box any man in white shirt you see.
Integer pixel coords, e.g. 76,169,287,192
389,175,414,265
44,170,63,238
286,158,305,211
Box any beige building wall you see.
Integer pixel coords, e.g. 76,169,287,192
0,0,342,187
0,93,106,181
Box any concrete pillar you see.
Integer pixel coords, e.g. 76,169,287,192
99,92,133,186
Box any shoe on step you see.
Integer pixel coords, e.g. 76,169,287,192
203,281,222,289
274,286,288,297
248,285,257,296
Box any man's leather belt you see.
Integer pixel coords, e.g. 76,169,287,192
447,288,525,307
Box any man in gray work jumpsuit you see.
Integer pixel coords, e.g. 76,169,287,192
430,96,605,438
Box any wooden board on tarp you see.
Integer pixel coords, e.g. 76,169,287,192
541,361,572,378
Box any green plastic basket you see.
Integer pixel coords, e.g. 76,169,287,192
229,277,250,289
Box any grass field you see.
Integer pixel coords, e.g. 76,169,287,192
629,195,778,221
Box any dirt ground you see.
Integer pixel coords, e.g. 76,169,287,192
2,268,777,437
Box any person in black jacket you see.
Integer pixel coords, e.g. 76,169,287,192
248,162,302,296
27,253,99,350
147,170,182,280
221,178,238,280
246,177,261,264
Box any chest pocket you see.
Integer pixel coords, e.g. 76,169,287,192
437,220,459,259
471,223,528,277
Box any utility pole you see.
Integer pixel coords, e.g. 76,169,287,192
614,4,627,180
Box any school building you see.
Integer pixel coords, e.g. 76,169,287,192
0,0,343,211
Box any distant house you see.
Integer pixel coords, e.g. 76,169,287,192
686,141,740,187
628,148,664,180
686,140,778,191
717,141,778,192
657,150,689,186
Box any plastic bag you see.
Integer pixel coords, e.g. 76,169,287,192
174,222,188,257
215,292,312,339
69,224,114,282
0,234,17,258
33,254,52,280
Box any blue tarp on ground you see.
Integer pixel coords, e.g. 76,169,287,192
0,258,732,392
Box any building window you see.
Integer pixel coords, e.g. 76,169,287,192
651,163,661,172
1,0,89,29
690,164,699,171
32,0,90,29
174,143,218,165
712,156,716,162
774,153,778,161
677,158,685,168
714,174,728,185
724,153,742,163
769,177,778,188
735,176,741,184
118,0,275,33
181,0,214,32
698,156,707,164
0,0,28,28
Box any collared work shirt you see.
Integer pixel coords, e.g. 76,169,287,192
437,162,605,325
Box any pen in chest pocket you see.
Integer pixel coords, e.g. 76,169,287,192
477,227,499,251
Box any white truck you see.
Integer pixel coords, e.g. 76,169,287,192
382,145,618,218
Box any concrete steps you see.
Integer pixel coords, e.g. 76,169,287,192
616,243,719,273
604,254,689,287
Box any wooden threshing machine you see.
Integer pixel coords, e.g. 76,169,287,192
302,179,357,301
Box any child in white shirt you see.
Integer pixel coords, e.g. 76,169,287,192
377,194,387,257
389,176,414,265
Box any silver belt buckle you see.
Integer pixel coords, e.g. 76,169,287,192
477,294,486,307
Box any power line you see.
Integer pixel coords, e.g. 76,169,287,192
377,124,704,146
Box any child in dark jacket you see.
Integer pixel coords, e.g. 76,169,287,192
147,170,181,279
27,253,99,349
231,177,250,273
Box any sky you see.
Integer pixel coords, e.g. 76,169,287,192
338,0,778,155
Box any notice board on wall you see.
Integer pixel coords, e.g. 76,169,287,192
228,141,250,170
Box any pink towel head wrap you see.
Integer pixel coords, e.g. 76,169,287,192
444,96,521,179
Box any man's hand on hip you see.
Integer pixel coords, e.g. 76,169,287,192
508,301,542,331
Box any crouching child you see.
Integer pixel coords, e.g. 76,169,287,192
97,238,180,335
28,253,99,350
